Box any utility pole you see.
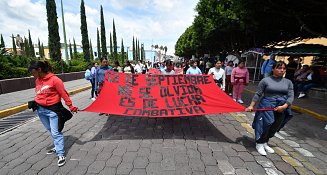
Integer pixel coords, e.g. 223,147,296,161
60,0,69,63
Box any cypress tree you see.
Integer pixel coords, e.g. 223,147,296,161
73,38,77,59
12,34,17,54
121,38,125,63
46,0,61,61
90,39,94,60
41,43,45,58
113,19,118,61
28,30,35,57
132,36,135,60
69,39,73,60
38,38,41,58
100,5,107,58
109,32,113,58
140,43,144,61
0,34,5,48
97,28,101,58
80,0,90,62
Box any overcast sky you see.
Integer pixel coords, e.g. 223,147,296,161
0,0,198,55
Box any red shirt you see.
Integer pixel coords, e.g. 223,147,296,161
34,73,73,108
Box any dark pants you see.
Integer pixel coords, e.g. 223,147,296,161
256,112,285,143
90,78,97,98
225,75,233,94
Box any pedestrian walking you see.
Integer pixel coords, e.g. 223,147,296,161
231,60,249,104
186,59,202,75
90,62,98,100
208,60,225,90
28,60,78,167
95,58,113,95
161,60,175,75
224,61,234,95
246,61,294,156
261,54,276,78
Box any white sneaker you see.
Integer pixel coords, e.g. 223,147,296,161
263,143,275,154
91,98,96,101
324,124,327,130
237,99,244,104
298,93,306,98
233,98,237,101
228,93,232,96
256,143,267,156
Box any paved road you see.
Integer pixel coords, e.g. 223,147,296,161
0,89,326,174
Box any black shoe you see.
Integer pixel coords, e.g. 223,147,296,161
46,147,56,155
57,156,66,167
99,113,105,116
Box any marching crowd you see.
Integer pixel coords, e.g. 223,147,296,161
27,54,324,167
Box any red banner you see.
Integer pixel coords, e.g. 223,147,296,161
83,72,245,117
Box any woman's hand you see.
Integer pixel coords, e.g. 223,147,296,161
69,106,79,113
246,106,254,112
274,104,288,113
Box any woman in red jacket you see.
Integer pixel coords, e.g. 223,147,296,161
28,61,78,167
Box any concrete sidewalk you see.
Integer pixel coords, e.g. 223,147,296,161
0,79,91,118
0,90,326,174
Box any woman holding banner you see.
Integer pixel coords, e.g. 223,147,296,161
246,61,294,156
95,58,113,94
28,60,78,167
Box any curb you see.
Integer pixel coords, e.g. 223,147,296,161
244,89,327,122
0,85,91,119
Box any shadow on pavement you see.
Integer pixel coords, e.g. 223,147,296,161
88,115,235,143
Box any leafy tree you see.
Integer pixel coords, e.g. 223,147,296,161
69,39,73,60
12,34,17,55
113,19,118,61
46,0,61,61
100,5,107,58
80,0,90,62
28,30,35,57
97,28,101,58
89,39,94,60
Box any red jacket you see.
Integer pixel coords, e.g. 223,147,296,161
34,73,73,109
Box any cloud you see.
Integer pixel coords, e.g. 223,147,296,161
0,0,197,55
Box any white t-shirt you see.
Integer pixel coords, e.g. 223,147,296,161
134,64,142,74
161,69,175,75
208,67,225,90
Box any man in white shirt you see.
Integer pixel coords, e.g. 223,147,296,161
134,61,143,74
208,60,225,91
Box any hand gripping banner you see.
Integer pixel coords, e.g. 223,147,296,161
83,71,245,117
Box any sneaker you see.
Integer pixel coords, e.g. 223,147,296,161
256,143,267,156
57,156,66,167
298,93,306,99
233,98,237,101
91,97,96,101
46,147,56,155
237,99,244,104
228,93,232,96
263,143,275,154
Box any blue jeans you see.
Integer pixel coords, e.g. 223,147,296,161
298,83,317,93
37,106,65,156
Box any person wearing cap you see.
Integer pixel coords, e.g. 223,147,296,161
28,60,78,167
